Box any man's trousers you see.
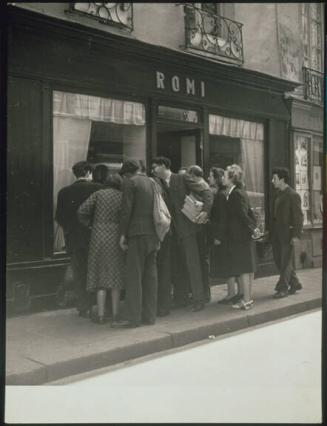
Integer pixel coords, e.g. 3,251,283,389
125,235,159,324
272,238,301,292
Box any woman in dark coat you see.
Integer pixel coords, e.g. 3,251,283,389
223,164,260,310
208,167,228,279
78,173,124,325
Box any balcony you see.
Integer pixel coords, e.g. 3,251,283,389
303,67,323,104
180,3,244,65
69,3,133,31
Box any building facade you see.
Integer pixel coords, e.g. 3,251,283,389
6,3,324,311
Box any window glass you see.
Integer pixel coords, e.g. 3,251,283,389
158,106,198,123
301,3,323,72
312,136,323,224
53,91,146,252
209,114,265,232
294,134,310,226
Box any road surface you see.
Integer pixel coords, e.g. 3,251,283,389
6,309,322,423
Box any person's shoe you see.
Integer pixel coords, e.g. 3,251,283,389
191,302,205,312
289,283,303,295
218,294,242,305
142,319,156,326
110,319,126,328
158,309,170,317
273,290,288,299
231,294,244,304
114,320,140,328
217,296,234,304
232,299,254,310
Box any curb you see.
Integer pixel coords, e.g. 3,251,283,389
6,297,321,385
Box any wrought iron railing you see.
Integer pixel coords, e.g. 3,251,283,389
303,67,323,103
69,3,133,30
179,3,244,65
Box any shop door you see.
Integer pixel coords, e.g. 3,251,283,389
157,128,202,173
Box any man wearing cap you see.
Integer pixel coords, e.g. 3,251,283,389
118,160,159,327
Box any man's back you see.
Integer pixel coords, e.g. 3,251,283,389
272,186,303,241
55,180,102,249
120,174,156,238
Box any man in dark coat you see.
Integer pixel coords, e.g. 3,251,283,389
119,160,159,327
151,157,213,312
55,161,102,316
270,167,304,298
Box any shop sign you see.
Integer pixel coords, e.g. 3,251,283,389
156,71,205,98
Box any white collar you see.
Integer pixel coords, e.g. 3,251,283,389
165,171,172,185
226,185,236,200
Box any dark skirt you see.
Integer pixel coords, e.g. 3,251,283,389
225,239,257,276
209,242,230,279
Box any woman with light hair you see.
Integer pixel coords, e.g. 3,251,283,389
222,164,260,310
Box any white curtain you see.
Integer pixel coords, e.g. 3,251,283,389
53,116,92,252
209,114,265,232
53,91,145,125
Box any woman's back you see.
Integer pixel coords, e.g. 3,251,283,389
93,188,122,225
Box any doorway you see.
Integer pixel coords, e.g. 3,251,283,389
156,125,202,173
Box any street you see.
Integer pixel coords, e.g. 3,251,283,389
6,309,322,423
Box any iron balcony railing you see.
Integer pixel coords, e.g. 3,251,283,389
180,3,244,65
303,67,323,103
69,3,133,31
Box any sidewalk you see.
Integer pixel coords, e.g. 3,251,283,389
6,268,322,385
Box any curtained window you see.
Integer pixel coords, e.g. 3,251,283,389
209,114,265,232
53,91,146,252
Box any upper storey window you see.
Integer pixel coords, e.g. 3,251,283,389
301,3,323,71
70,3,133,30
301,3,324,103
180,3,244,65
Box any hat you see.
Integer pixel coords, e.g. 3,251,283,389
119,159,140,176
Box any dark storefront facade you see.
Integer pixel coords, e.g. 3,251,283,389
7,7,299,311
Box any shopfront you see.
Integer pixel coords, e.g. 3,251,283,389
7,7,299,310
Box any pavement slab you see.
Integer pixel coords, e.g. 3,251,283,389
6,268,322,385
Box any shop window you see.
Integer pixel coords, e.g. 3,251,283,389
209,115,265,233
53,90,146,253
69,3,133,30
294,133,322,227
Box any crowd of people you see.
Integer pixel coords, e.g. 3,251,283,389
55,157,304,328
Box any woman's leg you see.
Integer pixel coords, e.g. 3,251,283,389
236,277,243,296
97,289,106,318
111,288,121,320
227,277,237,298
238,273,253,303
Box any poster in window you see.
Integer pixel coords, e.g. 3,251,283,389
296,172,300,187
300,190,310,211
300,171,309,189
313,166,321,190
295,137,308,170
312,191,322,223
303,210,309,225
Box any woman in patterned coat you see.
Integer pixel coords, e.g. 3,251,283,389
78,172,124,325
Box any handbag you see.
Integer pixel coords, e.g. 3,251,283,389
150,178,171,242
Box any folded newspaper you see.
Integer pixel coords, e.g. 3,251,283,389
181,194,204,223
